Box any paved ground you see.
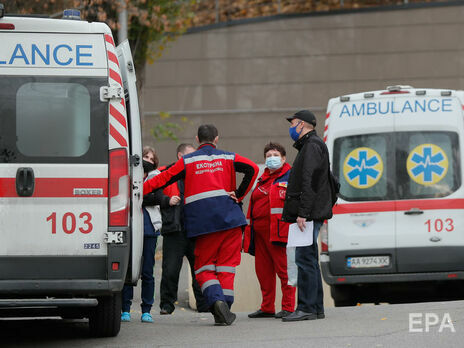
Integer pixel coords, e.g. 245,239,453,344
1,256,463,347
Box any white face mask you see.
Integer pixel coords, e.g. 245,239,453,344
265,156,282,170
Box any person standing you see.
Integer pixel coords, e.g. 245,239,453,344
121,147,180,323
244,142,296,319
159,143,209,315
281,110,333,322
144,125,259,326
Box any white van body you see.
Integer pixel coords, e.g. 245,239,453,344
322,86,464,306
0,13,143,336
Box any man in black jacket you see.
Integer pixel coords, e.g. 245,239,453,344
281,110,332,322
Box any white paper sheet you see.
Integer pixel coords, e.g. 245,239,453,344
287,221,313,247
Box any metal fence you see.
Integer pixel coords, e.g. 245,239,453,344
189,0,454,27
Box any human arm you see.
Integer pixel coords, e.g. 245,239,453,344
143,158,185,195
233,154,259,202
143,189,180,209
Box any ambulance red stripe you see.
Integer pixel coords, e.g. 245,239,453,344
333,199,464,215
109,69,123,86
110,124,128,147
104,34,115,47
107,50,119,67
0,178,107,197
110,104,127,129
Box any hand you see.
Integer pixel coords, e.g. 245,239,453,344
169,196,181,206
227,191,238,203
296,216,306,232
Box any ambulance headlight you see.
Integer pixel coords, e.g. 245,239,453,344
63,9,81,20
0,4,5,19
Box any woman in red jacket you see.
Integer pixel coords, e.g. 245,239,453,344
244,142,296,319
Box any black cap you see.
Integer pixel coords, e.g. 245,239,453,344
286,109,317,127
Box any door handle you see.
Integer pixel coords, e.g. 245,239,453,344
404,208,424,215
16,167,35,197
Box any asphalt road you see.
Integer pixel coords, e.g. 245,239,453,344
1,257,463,347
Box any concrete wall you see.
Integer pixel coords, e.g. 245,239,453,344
142,3,464,311
143,3,464,166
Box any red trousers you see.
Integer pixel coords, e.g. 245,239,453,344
194,227,242,308
254,219,295,313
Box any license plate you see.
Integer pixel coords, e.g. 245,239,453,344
347,256,390,268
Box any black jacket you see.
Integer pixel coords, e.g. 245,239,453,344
282,130,333,223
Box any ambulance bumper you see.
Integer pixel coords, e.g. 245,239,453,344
321,261,464,285
0,279,124,295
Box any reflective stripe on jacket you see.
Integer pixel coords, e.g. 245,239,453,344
243,163,292,256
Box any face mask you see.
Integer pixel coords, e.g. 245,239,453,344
143,160,155,174
289,122,303,142
265,156,282,170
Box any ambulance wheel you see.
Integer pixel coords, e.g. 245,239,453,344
89,292,121,337
331,285,357,307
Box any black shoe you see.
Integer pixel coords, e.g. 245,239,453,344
213,300,236,326
274,310,292,319
160,307,173,315
282,310,317,322
248,309,275,318
317,312,325,319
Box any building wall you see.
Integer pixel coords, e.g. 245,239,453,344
143,3,464,166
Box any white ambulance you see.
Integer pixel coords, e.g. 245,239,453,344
0,7,143,336
322,85,464,306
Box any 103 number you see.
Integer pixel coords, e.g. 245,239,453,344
46,212,93,234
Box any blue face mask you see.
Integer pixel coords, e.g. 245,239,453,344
289,122,303,141
265,156,282,170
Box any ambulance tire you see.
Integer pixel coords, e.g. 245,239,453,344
331,285,357,307
89,292,121,337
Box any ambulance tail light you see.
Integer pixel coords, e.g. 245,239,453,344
109,148,129,227
320,220,329,254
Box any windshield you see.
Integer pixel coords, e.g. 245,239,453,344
333,131,460,201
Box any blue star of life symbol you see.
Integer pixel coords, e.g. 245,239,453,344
347,150,380,186
410,146,445,182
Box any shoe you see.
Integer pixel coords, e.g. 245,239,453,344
248,309,275,318
317,312,325,319
282,310,317,322
141,313,154,323
274,310,292,319
121,312,131,322
213,300,236,326
160,307,172,315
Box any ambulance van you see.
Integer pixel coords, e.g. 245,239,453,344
322,85,464,306
0,7,143,337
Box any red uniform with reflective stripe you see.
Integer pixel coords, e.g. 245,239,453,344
143,143,258,309
243,163,295,313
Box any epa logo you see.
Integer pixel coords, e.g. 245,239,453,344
407,144,448,186
343,147,383,189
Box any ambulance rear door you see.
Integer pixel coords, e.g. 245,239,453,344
116,40,143,283
327,96,397,276
393,92,464,273
0,32,110,279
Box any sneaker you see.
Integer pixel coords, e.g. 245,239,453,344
141,312,154,323
121,312,131,322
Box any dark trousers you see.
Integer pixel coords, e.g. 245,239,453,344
295,221,324,314
122,235,158,314
160,230,208,312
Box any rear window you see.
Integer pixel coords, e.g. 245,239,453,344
0,76,107,163
333,131,460,201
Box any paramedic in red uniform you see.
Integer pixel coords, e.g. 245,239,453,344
143,124,258,326
244,142,296,319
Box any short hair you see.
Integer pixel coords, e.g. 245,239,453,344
142,146,159,169
263,142,286,158
197,124,218,143
176,143,195,155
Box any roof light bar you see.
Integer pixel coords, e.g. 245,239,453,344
441,91,452,96
63,9,81,20
416,90,426,96
364,93,374,98
340,96,350,102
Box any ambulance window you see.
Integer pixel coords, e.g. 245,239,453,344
333,134,393,201
16,83,91,157
396,132,460,199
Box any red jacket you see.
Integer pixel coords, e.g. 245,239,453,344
243,163,292,255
